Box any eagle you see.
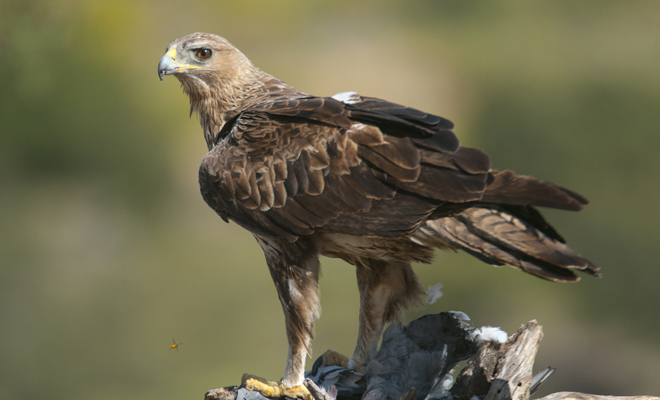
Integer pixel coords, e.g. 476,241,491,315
157,33,599,398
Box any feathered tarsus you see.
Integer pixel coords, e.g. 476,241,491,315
158,32,599,390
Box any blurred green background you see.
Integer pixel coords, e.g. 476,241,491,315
2,1,659,399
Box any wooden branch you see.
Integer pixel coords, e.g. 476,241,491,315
205,386,238,400
485,320,543,400
451,320,543,400
304,378,333,400
536,393,660,400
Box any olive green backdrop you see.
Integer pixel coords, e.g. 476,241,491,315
1,1,659,399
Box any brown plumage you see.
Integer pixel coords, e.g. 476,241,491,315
158,33,599,391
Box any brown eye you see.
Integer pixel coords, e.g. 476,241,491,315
196,49,212,60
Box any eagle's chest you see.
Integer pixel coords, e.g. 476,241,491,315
314,233,435,266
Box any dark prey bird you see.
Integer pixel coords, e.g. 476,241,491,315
157,33,599,399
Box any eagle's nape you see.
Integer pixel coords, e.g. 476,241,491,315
158,32,599,398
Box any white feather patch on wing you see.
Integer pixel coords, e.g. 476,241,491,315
426,283,443,304
471,326,508,344
332,91,360,104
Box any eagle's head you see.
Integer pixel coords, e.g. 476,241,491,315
158,33,265,146
157,32,254,86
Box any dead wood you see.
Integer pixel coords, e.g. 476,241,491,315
203,315,659,400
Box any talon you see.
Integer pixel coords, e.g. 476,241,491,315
282,384,313,400
241,374,312,400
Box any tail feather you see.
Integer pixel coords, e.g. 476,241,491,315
482,170,588,211
421,206,600,282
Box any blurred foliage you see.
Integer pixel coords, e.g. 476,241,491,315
1,1,659,399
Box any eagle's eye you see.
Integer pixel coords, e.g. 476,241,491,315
196,49,212,60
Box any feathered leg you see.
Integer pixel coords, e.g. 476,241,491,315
247,235,320,398
352,260,425,368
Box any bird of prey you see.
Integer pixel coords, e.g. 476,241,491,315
157,33,599,398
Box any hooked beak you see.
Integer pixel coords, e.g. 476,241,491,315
158,49,179,81
158,48,202,81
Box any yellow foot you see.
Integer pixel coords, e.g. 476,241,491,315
241,374,312,400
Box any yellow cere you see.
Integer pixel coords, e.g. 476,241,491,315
164,48,200,71
166,48,177,62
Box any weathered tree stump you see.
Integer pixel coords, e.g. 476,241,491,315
451,320,543,400
204,314,659,400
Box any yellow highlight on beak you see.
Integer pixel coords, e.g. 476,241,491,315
167,48,201,70
166,48,177,62
158,48,202,80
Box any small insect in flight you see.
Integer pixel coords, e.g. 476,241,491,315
169,338,182,352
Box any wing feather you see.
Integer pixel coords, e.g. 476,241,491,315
275,198,326,227
343,165,396,199
482,170,588,211
246,167,261,209
256,169,275,211
193,78,597,280
291,156,309,195
232,169,251,201
284,161,300,196
302,151,325,195
325,175,372,212
358,146,421,182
